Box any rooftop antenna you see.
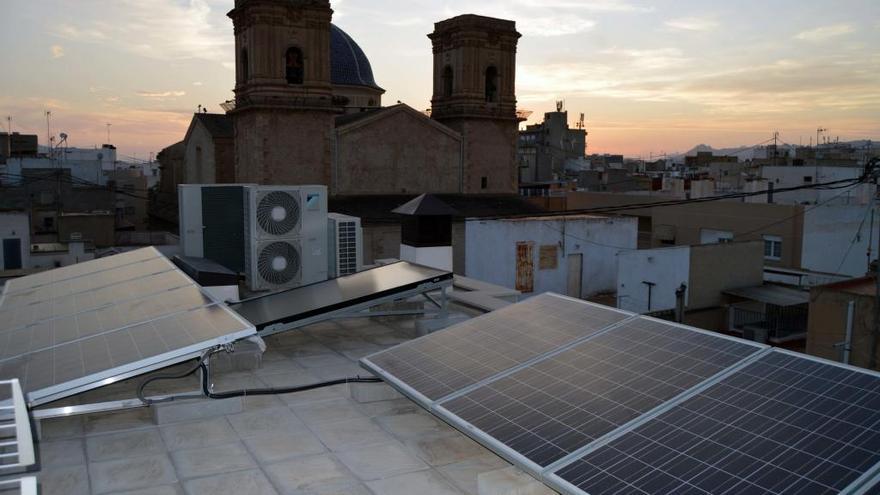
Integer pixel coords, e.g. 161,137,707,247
45,111,52,154
556,100,564,112
106,123,112,144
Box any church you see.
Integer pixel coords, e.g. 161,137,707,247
155,0,542,265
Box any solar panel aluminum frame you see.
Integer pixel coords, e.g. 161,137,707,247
0,379,35,474
0,476,37,495
543,347,880,495
427,315,768,481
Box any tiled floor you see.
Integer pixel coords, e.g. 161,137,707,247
29,315,523,495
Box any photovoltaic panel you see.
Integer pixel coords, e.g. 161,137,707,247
1,247,162,295
0,305,251,401
0,285,214,360
0,256,176,310
439,318,763,470
362,293,631,403
0,247,255,405
552,350,880,495
0,268,190,334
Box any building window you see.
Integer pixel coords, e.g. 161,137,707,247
485,66,498,103
763,235,782,260
803,176,813,183
481,177,488,189
285,47,304,85
240,48,249,82
699,228,733,244
442,66,453,97
539,245,558,270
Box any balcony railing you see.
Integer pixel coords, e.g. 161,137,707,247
729,303,808,343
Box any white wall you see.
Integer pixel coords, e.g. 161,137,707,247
465,216,638,299
6,156,106,186
0,212,30,270
616,246,690,314
759,166,872,205
30,242,95,269
802,203,879,277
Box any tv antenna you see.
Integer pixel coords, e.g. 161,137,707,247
106,123,112,143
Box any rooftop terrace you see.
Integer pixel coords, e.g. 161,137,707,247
26,310,553,495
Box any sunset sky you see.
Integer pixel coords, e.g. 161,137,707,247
1,0,878,159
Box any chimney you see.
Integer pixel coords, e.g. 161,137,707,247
392,194,456,271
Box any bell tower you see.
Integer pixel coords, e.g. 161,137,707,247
228,0,337,185
429,15,522,194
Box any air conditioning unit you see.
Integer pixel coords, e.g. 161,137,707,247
179,184,255,273
328,213,363,278
244,185,328,291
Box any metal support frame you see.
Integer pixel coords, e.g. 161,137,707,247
0,379,35,475
0,476,37,495
31,350,218,421
258,280,451,338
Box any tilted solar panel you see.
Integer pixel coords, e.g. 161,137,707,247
0,256,176,310
439,318,763,470
1,247,162,295
362,293,632,404
0,247,255,406
550,350,880,495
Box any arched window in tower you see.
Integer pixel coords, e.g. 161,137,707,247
485,66,498,103
240,48,249,82
285,47,304,84
442,66,454,97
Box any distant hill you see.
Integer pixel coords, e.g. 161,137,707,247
669,139,875,163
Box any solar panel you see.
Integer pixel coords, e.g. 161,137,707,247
0,256,176,310
0,248,255,406
1,247,162,295
550,350,880,495
362,293,631,404
439,318,763,470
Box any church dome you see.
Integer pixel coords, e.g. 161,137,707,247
330,24,383,91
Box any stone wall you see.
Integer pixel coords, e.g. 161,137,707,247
234,109,335,186
335,108,462,195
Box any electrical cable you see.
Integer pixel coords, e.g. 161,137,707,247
136,358,205,405
198,362,381,400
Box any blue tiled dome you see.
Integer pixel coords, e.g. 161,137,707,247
331,24,382,90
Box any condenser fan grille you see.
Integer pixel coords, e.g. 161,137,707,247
257,241,301,285
256,191,300,236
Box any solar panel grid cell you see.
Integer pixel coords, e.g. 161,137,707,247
440,319,761,469
363,294,630,402
555,350,880,495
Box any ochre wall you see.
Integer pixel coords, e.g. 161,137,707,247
234,109,334,186
335,110,462,195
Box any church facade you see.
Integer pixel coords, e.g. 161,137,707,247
166,0,522,197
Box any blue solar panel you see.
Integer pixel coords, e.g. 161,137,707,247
440,318,762,469
362,294,631,403
553,350,880,495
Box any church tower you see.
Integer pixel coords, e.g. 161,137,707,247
227,0,337,185
429,15,522,194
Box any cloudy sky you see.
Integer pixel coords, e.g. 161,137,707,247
1,0,878,159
